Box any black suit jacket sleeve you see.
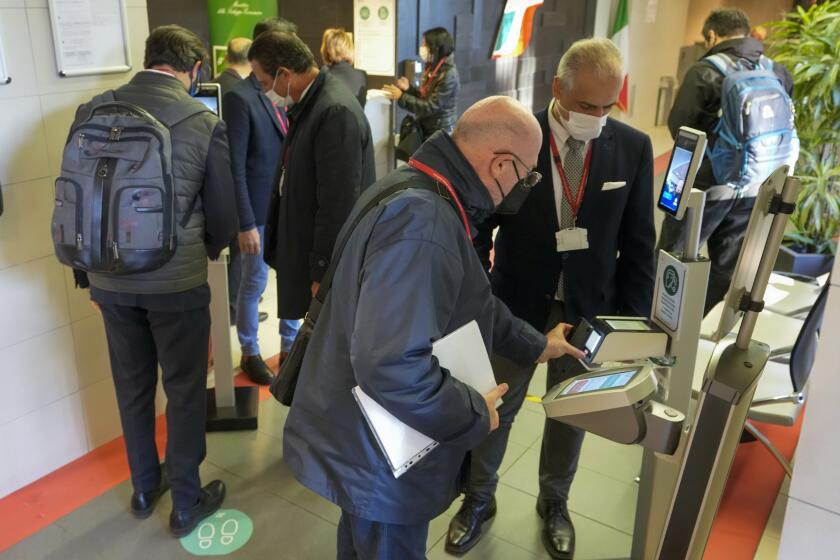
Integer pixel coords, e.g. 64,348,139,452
223,91,257,231
310,106,366,281
202,121,240,259
615,135,655,317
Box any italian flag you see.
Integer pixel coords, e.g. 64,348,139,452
492,0,545,59
611,0,630,112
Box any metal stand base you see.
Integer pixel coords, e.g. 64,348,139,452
205,386,259,432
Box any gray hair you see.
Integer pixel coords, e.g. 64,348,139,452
556,37,623,88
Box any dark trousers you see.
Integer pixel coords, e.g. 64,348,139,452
469,301,585,503
336,510,428,560
99,303,211,510
658,196,755,315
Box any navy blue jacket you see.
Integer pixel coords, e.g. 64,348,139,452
283,132,547,524
223,73,286,229
475,111,656,330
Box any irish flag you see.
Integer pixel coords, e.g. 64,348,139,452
611,0,630,112
492,0,544,59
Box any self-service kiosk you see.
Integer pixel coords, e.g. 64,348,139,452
541,127,801,559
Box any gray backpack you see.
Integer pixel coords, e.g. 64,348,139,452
52,90,209,275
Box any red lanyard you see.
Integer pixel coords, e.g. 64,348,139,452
408,158,471,238
548,132,592,218
419,58,446,98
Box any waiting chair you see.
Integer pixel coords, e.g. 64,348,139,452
693,279,830,476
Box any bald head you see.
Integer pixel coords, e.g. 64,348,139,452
226,37,253,66
453,96,542,208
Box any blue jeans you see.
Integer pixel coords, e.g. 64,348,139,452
236,226,300,355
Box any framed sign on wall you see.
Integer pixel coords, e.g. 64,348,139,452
48,0,132,77
0,13,10,85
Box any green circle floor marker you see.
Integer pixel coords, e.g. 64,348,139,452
180,509,253,556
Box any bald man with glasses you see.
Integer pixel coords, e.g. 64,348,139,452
449,38,656,559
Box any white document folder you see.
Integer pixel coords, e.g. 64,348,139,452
353,320,496,478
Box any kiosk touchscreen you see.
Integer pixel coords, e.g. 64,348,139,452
657,127,707,220
542,365,683,453
195,83,222,118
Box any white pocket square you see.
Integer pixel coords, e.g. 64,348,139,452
602,181,626,191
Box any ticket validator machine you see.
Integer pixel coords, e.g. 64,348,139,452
541,126,801,558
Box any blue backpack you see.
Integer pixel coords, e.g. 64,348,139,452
705,53,799,189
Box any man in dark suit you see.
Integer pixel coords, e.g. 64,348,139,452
213,36,251,325
249,31,375,327
446,38,656,559
223,18,298,384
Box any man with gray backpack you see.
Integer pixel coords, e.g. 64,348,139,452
660,8,798,314
52,25,238,536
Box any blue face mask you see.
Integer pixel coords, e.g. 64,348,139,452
188,62,202,96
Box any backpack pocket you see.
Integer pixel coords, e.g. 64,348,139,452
109,185,173,273
52,177,90,268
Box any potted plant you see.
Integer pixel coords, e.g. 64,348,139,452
767,1,839,277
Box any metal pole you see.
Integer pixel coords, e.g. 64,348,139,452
736,177,800,349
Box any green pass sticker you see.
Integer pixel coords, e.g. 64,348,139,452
663,265,680,297
180,509,253,556
378,6,390,20
359,6,371,20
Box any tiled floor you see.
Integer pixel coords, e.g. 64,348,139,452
0,344,789,559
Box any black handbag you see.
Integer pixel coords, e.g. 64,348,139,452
270,178,443,405
395,115,424,162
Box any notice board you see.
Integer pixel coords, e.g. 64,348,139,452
353,0,396,76
0,13,10,85
48,0,132,77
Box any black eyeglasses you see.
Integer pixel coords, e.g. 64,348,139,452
495,152,542,187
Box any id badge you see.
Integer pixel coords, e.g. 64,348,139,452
556,228,589,252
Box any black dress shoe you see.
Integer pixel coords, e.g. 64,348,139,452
258,311,269,323
241,354,274,385
130,467,170,519
170,480,226,538
445,496,497,555
536,498,575,560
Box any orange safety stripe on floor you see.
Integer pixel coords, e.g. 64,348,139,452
0,370,273,553
653,149,673,177
705,412,804,559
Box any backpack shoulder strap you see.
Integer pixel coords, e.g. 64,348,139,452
307,178,440,322
81,89,117,121
704,53,737,76
155,100,211,128
757,55,775,72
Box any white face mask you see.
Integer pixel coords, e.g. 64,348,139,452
419,45,431,62
265,71,293,108
556,100,608,142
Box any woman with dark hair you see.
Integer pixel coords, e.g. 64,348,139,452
383,26,460,136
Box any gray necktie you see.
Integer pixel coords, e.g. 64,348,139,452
560,138,585,229
557,138,585,300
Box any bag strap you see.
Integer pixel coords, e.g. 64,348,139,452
704,53,738,76
306,177,455,323
155,100,211,128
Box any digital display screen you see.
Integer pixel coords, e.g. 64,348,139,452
561,370,637,396
658,145,693,214
195,95,219,116
605,319,651,331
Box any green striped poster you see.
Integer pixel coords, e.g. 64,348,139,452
208,0,277,77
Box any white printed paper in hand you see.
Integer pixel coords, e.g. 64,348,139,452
432,320,501,407
353,320,498,478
